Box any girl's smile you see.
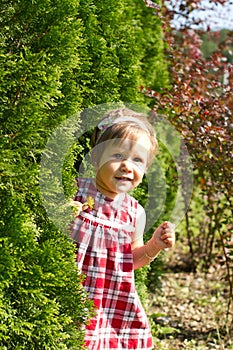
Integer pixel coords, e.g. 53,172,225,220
95,135,152,199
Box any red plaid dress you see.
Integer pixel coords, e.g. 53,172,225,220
71,178,153,350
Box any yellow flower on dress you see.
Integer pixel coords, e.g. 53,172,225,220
86,196,94,210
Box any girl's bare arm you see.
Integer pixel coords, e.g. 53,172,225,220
132,207,175,270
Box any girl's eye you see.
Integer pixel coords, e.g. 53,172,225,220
134,157,143,163
113,153,124,160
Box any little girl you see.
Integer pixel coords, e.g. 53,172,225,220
71,108,175,350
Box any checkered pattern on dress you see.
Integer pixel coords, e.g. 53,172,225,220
71,178,153,350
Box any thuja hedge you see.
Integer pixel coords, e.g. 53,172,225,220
0,197,93,349
0,0,169,347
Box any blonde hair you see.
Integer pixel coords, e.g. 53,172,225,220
91,108,158,167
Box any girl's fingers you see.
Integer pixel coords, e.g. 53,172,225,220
162,222,175,233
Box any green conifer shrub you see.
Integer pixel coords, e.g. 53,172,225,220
0,0,170,346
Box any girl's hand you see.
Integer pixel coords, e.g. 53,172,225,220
70,196,94,216
152,221,176,250
70,200,87,216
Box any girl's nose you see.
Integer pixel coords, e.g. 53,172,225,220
120,159,133,172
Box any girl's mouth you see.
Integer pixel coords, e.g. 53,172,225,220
115,176,133,182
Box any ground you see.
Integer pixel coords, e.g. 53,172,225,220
148,250,233,350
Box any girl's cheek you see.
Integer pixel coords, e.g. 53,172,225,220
135,163,147,173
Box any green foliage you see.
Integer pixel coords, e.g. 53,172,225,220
74,0,141,106
134,265,151,308
0,0,92,348
0,0,170,346
135,0,169,92
76,0,169,107
0,198,93,349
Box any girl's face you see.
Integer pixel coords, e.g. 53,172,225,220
95,134,152,199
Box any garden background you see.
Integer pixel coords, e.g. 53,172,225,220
0,0,232,349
